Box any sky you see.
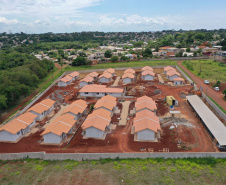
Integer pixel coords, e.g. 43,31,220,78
0,0,226,33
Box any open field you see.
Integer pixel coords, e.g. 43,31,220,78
182,60,226,83
0,67,218,153
64,60,177,71
0,158,225,185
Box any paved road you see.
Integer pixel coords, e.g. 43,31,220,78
177,61,226,110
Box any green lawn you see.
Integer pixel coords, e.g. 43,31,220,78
0,158,225,185
182,60,226,83
63,60,177,71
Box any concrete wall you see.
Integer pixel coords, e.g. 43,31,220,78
1,152,226,161
99,77,110,83
123,77,132,84
85,127,104,138
43,132,63,144
58,81,67,87
0,130,22,142
142,75,154,81
168,74,181,81
79,81,88,88
137,129,155,141
201,92,226,121
175,65,193,84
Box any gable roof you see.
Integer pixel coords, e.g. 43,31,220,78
134,110,159,123
105,68,115,74
79,76,94,83
69,71,79,78
167,52,175,56
0,112,37,134
166,70,181,77
79,84,123,93
87,109,111,121
124,68,135,74
63,99,87,115
137,96,155,104
164,66,175,71
133,118,161,133
142,66,153,71
88,72,99,78
82,116,110,131
41,114,76,136
94,95,117,111
135,101,157,112
99,72,112,79
122,73,135,79
142,70,155,76
28,99,55,114
159,46,173,49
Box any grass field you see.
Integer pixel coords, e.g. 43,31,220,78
63,60,177,71
182,60,226,83
0,158,225,185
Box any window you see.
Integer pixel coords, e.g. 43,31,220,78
96,93,99,95
85,92,88,94
17,131,20,135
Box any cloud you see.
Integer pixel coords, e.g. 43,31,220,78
0,17,19,24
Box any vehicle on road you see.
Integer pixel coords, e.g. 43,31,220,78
204,80,209,84
214,87,220,91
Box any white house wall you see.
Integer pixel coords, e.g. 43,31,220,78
142,75,154,81
85,127,105,138
168,75,181,81
99,77,110,83
123,77,132,84
43,132,63,144
79,81,88,87
137,129,155,141
58,81,67,87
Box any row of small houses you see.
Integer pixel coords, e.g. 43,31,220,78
82,95,117,139
122,68,136,84
0,98,56,142
132,96,161,141
164,66,185,85
58,71,79,87
41,100,88,144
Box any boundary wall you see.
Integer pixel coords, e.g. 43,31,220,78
0,152,226,161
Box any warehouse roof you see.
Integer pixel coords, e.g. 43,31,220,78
186,95,226,146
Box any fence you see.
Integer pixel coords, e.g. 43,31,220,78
201,92,226,121
0,152,226,161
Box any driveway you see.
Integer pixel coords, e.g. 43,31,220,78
119,101,131,126
177,61,226,110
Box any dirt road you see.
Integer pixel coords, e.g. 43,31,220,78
177,61,226,110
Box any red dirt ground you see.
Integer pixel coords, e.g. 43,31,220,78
178,61,226,110
0,82,217,153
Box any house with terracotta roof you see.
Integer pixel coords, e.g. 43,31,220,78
164,66,176,74
79,84,123,97
82,111,111,139
94,95,117,113
68,71,79,81
87,72,99,80
41,113,76,144
99,72,112,83
124,68,135,74
57,75,73,87
122,73,135,84
62,99,88,120
133,112,161,141
79,76,94,87
104,68,115,77
141,70,155,81
166,70,181,81
0,112,37,142
28,98,56,121
142,66,153,71
135,96,157,114
173,78,185,85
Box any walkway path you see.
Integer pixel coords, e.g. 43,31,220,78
118,101,131,126
177,61,226,110
111,76,121,87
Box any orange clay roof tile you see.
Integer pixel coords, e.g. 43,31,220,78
28,99,55,114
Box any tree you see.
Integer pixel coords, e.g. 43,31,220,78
79,52,87,57
186,47,191,52
85,60,92,66
184,54,187,57
104,50,112,58
0,94,7,123
110,56,119,63
223,89,226,98
178,50,183,57
194,51,198,57
121,55,129,61
72,57,86,66
143,48,153,58
155,45,159,52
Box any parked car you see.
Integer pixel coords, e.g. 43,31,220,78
214,87,220,91
204,80,209,84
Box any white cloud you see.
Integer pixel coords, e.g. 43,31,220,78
0,17,19,24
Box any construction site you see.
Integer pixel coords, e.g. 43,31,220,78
0,66,224,154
